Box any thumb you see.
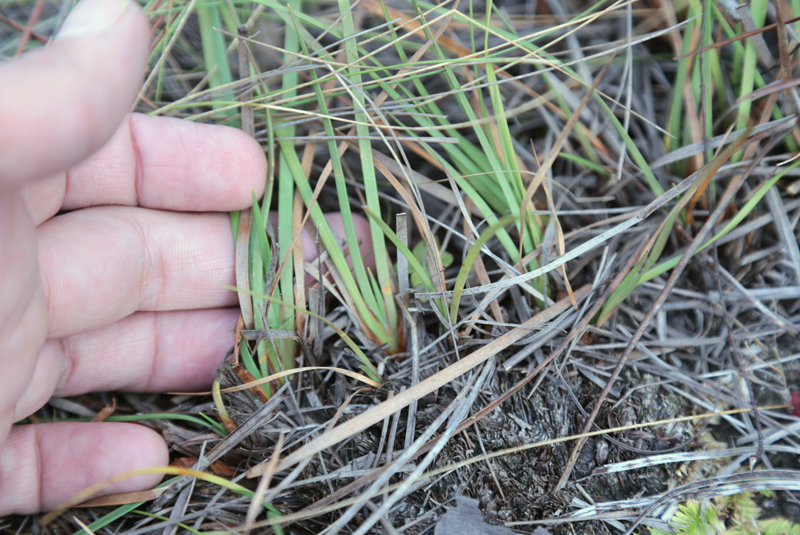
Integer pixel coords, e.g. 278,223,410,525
0,0,149,186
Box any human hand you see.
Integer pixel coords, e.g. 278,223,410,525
0,0,372,515
0,0,270,514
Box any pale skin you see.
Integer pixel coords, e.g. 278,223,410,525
0,0,372,515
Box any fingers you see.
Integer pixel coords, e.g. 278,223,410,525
39,209,373,339
38,207,239,339
0,193,48,450
0,422,167,515
15,309,238,420
0,0,149,185
29,208,375,410
19,173,66,228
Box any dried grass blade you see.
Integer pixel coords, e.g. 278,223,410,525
73,487,169,508
235,210,255,329
71,517,96,535
174,366,380,396
237,26,254,136
0,12,46,44
651,116,795,169
244,433,285,535
233,314,244,365
361,0,470,56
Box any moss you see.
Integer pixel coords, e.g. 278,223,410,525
645,492,800,535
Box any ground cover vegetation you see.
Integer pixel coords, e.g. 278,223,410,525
3,0,800,533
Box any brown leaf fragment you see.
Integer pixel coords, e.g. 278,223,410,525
89,399,116,422
232,364,269,402
170,457,235,477
170,457,197,470
209,461,236,477
75,486,169,507
233,314,245,366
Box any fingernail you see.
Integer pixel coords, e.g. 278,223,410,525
57,0,133,40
